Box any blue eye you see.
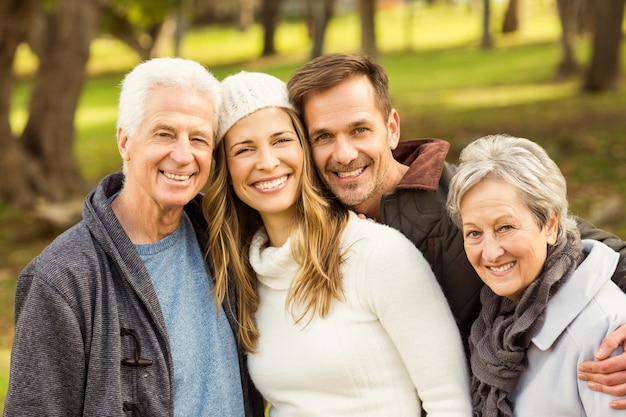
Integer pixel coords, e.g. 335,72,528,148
312,133,331,143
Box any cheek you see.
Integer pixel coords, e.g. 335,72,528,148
528,243,548,272
463,243,482,267
311,148,327,171
296,149,305,171
226,160,245,187
198,152,213,171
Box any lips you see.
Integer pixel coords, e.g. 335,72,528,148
335,167,364,178
253,175,288,190
162,171,192,181
488,261,515,273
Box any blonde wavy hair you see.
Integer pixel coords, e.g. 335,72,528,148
202,108,350,353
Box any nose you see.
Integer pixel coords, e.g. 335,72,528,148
333,136,358,165
481,233,505,263
256,146,280,171
170,136,194,165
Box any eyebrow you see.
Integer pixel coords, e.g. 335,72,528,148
153,123,212,139
153,123,174,132
192,129,213,139
228,139,253,151
271,130,297,138
463,214,515,227
308,119,369,138
229,130,297,147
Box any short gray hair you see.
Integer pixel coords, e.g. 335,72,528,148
117,57,221,140
446,134,578,245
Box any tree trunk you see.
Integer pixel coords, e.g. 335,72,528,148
261,0,283,56
156,11,179,58
20,0,103,203
555,0,582,79
307,0,334,59
99,7,149,60
481,0,493,49
583,0,626,91
238,0,256,30
359,0,378,61
0,0,40,207
501,0,521,33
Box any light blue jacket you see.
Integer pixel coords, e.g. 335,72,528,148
513,239,624,416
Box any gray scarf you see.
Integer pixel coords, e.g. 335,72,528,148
470,231,584,417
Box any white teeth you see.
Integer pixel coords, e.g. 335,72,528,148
164,172,191,181
255,176,287,190
337,168,364,178
490,262,515,273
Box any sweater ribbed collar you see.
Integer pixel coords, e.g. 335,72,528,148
249,229,298,290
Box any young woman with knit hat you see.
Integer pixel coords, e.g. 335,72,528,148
203,71,471,416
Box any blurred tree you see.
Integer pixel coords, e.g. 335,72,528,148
555,0,584,79
173,0,194,56
100,0,179,60
307,0,334,59
1,0,238,211
260,0,285,56
360,0,378,61
584,0,626,91
480,0,493,49
0,0,39,207
0,0,104,209
237,0,257,30
501,0,521,33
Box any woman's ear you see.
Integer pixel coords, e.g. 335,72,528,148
546,213,559,245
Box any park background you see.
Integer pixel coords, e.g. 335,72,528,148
1,0,626,412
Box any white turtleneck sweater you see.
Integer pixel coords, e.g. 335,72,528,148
248,212,471,417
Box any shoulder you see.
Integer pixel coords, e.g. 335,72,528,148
20,221,103,291
543,275,626,353
344,212,411,246
342,213,431,271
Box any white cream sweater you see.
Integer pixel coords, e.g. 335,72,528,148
248,212,471,417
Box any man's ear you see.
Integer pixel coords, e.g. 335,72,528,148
117,127,131,162
388,108,401,150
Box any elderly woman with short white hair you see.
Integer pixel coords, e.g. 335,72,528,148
446,134,626,417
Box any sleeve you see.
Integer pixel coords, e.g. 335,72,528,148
576,217,626,291
4,271,87,416
576,314,626,417
364,228,473,416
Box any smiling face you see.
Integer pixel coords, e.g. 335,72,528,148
117,87,215,214
301,75,400,213
224,107,303,225
460,178,558,301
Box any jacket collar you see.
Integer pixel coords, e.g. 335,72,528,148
392,138,450,191
532,240,619,351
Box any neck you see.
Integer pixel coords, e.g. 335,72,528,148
111,190,183,244
260,211,296,248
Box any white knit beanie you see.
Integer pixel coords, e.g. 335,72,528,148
216,71,294,142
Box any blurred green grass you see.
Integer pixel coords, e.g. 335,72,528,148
0,349,8,411
2,1,626,412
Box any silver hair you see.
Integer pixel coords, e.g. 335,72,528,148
116,57,221,173
446,134,579,245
